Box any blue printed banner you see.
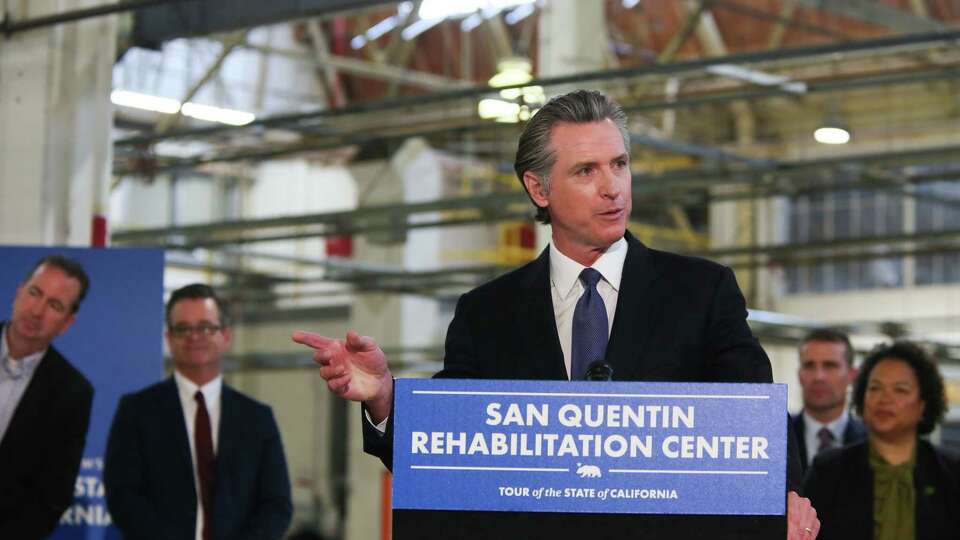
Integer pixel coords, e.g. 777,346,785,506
0,246,164,540
393,379,787,515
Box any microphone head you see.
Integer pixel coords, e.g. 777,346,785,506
584,360,614,381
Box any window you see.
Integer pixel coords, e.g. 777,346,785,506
786,177,904,293
915,180,960,285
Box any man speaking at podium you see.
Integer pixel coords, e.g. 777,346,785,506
294,90,819,539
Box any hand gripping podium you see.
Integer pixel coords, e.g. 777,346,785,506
391,379,788,540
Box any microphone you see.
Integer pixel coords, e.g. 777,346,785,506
584,360,614,381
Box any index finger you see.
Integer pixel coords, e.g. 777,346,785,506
291,330,338,350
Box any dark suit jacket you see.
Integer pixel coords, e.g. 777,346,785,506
365,233,801,539
104,378,292,540
790,412,866,477
0,323,94,540
804,439,960,540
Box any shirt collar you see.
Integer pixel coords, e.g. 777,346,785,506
802,409,850,439
549,237,628,299
1,324,47,380
173,369,222,405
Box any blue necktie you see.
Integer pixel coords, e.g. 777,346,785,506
571,268,608,380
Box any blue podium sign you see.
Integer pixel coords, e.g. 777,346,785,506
393,379,787,516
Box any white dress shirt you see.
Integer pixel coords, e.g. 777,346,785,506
549,238,626,379
801,410,850,466
368,237,630,431
173,370,222,540
0,325,46,443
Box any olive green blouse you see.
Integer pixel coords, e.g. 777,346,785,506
869,441,916,540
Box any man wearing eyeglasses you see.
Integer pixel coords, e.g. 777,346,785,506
104,284,292,540
0,255,94,539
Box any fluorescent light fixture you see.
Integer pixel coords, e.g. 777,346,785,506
364,13,401,39
401,17,442,40
706,63,807,95
111,89,255,126
110,90,181,114
350,35,368,49
622,0,641,8
350,2,413,49
419,0,535,21
814,126,850,145
478,98,520,120
520,85,545,105
461,12,484,32
505,3,536,25
181,102,255,126
489,57,533,89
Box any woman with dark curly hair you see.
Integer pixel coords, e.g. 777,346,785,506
803,341,960,540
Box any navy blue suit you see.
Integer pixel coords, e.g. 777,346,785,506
0,322,93,540
365,233,801,539
104,378,292,540
790,412,866,478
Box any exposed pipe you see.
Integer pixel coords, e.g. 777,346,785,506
112,62,960,174
1,0,398,36
112,28,960,147
1,0,191,36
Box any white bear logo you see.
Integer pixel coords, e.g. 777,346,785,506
576,463,602,478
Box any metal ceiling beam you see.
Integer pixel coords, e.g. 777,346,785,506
307,20,347,108
112,61,960,175
630,133,777,168
243,43,470,90
713,0,849,40
112,28,960,148
1,0,185,35
154,31,247,134
112,191,530,247
130,0,396,46
112,142,960,249
766,0,800,49
794,0,949,34
699,228,960,270
162,227,960,297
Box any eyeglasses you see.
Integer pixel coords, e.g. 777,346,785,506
170,323,221,339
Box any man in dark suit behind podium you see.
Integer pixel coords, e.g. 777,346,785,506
294,90,819,539
791,328,866,477
105,284,292,540
0,255,94,539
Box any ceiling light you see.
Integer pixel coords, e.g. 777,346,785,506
460,13,485,32
351,3,413,49
814,125,851,145
110,90,181,114
478,98,520,121
111,89,255,126
401,17,442,40
419,0,534,21
489,57,533,90
706,63,807,95
505,4,536,25
180,102,255,126
479,57,544,123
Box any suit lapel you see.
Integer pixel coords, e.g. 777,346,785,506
793,415,809,469
843,416,866,444
518,248,567,380
605,232,665,380
160,378,198,502
215,385,237,504
914,440,943,540
850,445,875,539
0,344,59,455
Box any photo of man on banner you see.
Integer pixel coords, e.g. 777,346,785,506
0,246,164,540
